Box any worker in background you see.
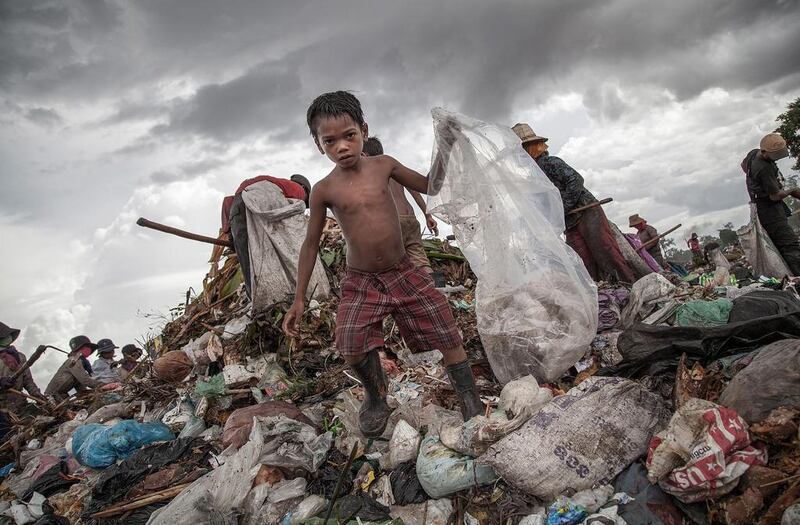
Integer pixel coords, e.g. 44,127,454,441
629,214,666,268
362,136,445,284
220,174,312,297
513,123,636,283
91,338,120,384
742,132,800,275
687,233,704,267
0,322,44,415
45,335,103,402
117,344,143,380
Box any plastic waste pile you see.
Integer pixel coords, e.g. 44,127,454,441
1,111,800,525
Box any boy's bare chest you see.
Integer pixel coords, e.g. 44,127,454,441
329,179,393,215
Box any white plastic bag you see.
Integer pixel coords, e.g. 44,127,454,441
427,108,598,384
386,419,421,469
620,274,676,328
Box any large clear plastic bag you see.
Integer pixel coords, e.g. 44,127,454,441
427,108,598,383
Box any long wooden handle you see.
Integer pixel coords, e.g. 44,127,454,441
638,223,682,251
568,197,613,215
9,345,47,382
136,218,233,248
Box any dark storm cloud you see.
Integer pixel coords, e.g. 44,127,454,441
4,0,799,131
148,157,226,183
25,106,62,127
151,61,304,142
661,175,750,216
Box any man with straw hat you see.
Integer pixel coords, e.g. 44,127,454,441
513,123,635,283
742,132,800,275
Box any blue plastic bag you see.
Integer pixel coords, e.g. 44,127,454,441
547,499,587,525
72,420,175,468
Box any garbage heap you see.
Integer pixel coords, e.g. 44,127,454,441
1,228,800,525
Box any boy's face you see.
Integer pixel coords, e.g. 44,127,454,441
315,114,368,169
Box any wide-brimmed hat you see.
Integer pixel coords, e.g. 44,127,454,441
96,338,118,354
512,123,548,146
0,322,20,345
629,214,645,227
69,335,98,353
122,344,143,357
760,133,789,161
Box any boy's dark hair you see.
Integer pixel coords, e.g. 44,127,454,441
362,136,384,157
306,91,365,139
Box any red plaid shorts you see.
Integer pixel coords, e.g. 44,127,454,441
335,255,463,357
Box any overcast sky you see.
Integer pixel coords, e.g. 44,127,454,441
1,0,799,385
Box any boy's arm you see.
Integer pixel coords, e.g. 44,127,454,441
282,186,327,338
410,190,439,235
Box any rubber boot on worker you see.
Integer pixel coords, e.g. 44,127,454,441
350,351,393,438
446,360,484,420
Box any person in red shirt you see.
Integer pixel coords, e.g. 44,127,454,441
221,174,311,297
687,233,704,267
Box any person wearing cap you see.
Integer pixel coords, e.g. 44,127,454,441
742,132,800,275
219,174,313,298
0,322,44,414
687,233,703,267
91,338,120,384
44,335,103,402
513,123,636,283
117,344,143,380
629,214,666,268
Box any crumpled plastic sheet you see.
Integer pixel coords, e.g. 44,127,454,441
646,398,767,503
415,434,498,499
390,498,453,525
597,288,629,331
390,461,428,505
674,298,733,327
440,375,551,456
71,420,175,469
738,203,792,278
718,338,800,423
148,416,331,525
613,463,685,525
244,477,306,525
222,401,317,450
280,494,327,525
426,108,598,384
89,438,198,509
619,273,675,328
385,420,421,469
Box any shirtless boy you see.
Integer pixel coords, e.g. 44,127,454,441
362,136,438,273
282,91,483,437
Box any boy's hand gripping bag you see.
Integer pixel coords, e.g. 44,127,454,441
427,108,598,384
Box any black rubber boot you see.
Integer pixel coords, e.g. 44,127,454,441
350,351,393,438
446,360,485,420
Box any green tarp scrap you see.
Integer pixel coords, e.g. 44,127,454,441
674,299,733,327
